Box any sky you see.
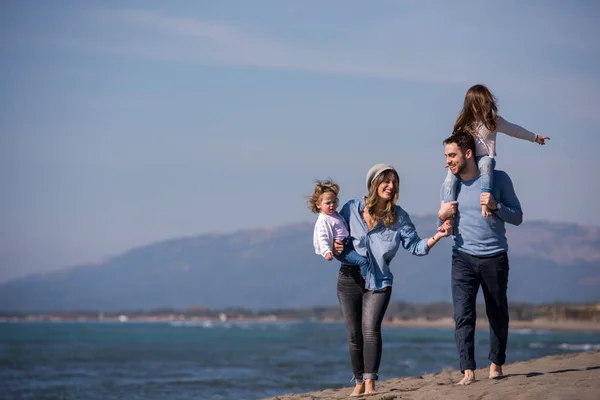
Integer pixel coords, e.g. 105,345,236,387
1,0,599,282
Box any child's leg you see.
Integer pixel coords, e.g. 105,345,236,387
335,238,370,277
477,156,496,217
443,169,459,203
338,249,370,277
443,170,459,226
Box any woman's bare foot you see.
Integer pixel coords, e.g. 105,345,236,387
364,378,377,395
489,362,503,379
457,369,476,385
349,382,364,397
482,205,491,217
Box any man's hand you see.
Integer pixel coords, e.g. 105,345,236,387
333,239,344,256
535,135,550,145
438,201,458,221
325,252,333,261
480,193,498,211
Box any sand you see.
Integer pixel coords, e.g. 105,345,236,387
385,318,600,333
263,350,600,400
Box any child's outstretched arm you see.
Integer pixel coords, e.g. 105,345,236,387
496,116,549,145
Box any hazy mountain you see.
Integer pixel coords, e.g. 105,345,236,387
1,217,599,312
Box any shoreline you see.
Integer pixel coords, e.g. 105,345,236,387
385,317,600,332
3,315,600,332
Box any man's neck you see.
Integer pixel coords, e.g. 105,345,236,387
459,162,480,181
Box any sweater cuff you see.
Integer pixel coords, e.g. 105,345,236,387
321,249,333,257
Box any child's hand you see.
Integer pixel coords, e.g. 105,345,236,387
480,193,498,211
535,135,550,145
325,252,333,261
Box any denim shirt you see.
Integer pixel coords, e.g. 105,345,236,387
339,198,430,290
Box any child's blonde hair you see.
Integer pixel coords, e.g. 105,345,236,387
307,179,340,214
453,84,499,136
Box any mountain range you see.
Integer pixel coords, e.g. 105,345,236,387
1,217,599,312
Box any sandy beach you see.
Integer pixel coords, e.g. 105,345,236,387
263,350,600,400
386,318,600,333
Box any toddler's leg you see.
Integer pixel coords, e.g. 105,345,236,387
443,169,459,203
335,239,370,277
443,170,459,226
478,156,496,217
343,250,370,278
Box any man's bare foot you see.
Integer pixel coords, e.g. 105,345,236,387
482,205,491,217
364,378,377,395
457,369,476,385
489,362,503,379
349,382,364,397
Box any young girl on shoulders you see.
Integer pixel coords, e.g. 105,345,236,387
444,84,550,217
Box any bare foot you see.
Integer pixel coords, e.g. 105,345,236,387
457,369,476,385
489,362,503,379
364,378,377,395
349,382,364,397
481,205,491,217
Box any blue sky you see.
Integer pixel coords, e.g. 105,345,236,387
1,0,599,282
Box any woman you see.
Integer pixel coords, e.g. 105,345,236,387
335,164,451,396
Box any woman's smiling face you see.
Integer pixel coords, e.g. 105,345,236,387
377,172,397,201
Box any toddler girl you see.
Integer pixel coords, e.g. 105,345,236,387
308,179,370,277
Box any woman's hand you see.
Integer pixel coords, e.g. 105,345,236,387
437,223,452,237
333,239,344,256
437,220,453,236
535,135,550,145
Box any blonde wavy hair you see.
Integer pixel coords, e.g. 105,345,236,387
307,179,340,214
365,170,399,226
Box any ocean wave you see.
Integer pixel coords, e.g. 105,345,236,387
529,342,546,348
557,343,600,351
511,329,534,335
511,328,552,335
169,321,214,328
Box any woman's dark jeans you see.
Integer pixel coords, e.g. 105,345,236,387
337,264,392,382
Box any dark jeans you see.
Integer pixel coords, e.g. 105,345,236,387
451,250,509,372
337,264,392,382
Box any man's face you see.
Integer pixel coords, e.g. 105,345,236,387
444,143,467,175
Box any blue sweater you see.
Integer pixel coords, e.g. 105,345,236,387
440,170,523,256
339,198,430,290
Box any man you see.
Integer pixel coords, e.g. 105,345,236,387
438,131,523,385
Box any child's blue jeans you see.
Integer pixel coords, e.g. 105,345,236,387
444,156,496,202
335,237,370,277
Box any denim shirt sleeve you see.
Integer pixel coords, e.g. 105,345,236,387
339,200,352,226
398,208,430,256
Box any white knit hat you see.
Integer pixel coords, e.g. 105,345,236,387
366,164,396,190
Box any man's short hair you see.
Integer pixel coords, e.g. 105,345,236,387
443,131,476,156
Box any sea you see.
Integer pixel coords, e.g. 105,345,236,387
2,321,600,400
